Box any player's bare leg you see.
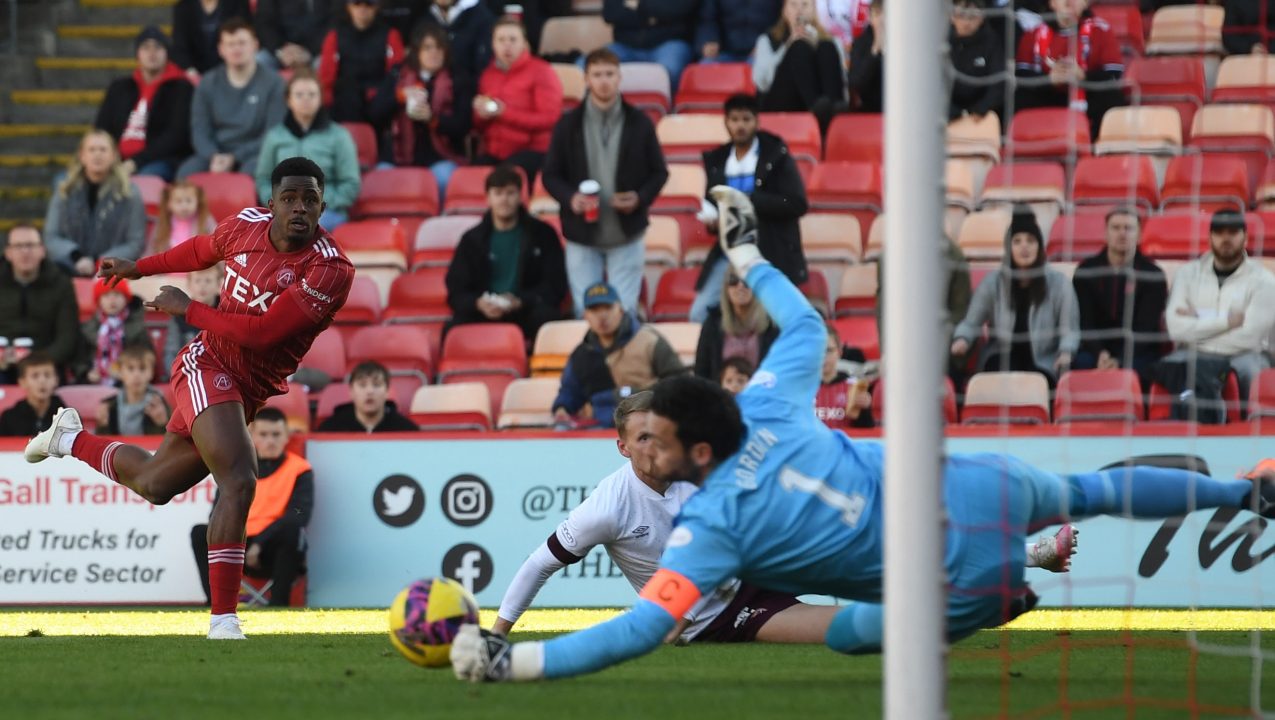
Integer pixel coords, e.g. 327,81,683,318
753,604,844,644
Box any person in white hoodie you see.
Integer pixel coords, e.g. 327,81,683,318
1164,209,1275,410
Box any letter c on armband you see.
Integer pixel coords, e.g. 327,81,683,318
638,569,701,620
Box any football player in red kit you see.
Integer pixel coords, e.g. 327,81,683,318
25,157,354,640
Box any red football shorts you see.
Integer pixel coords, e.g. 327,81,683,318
167,340,261,437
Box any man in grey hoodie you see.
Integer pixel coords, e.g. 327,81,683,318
177,18,286,179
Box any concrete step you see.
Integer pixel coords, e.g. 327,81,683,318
0,124,88,154
53,25,168,58
7,89,103,125
0,186,54,220
0,219,46,233
61,0,172,27
34,57,135,89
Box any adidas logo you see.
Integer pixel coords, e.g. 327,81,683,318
234,253,248,267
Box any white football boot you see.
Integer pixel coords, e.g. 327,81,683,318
24,407,82,463
1028,523,1079,573
207,615,246,640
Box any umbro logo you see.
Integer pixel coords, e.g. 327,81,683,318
234,253,248,267
631,525,650,538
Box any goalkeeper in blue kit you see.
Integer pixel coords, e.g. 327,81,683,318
451,186,1275,683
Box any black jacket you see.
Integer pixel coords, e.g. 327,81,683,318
1223,0,1275,55
697,131,809,289
693,304,779,381
847,25,883,113
949,23,1006,120
94,70,195,170
604,0,698,49
0,259,80,371
171,0,253,73
412,1,494,84
328,20,397,124
1073,249,1168,363
255,0,340,56
445,208,568,317
695,0,781,57
541,99,669,248
0,397,66,437
316,401,419,432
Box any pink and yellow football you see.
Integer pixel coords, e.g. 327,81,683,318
387,577,480,667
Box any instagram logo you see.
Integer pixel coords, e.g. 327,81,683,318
441,474,492,527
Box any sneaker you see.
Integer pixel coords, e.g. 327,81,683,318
24,407,82,464
1240,459,1275,519
207,615,246,640
1028,523,1078,573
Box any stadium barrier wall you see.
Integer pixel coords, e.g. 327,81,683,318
1,434,1272,606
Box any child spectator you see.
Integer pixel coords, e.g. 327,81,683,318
165,265,223,373
316,360,419,432
149,181,216,256
719,356,754,395
77,278,149,385
0,352,67,437
318,0,405,125
96,344,171,435
815,324,874,430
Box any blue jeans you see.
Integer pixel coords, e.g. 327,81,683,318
701,51,752,64
430,160,458,203
134,159,176,182
688,257,728,323
564,237,646,317
606,41,694,96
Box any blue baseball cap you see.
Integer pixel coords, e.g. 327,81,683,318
582,282,620,308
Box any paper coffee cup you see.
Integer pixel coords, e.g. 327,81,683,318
579,180,601,223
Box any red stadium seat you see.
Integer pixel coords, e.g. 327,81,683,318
799,269,831,317
0,385,26,417
58,385,121,432
298,327,347,382
1187,104,1275,190
340,121,378,172
1160,155,1251,213
807,161,882,235
332,275,382,327
961,372,1051,425
619,62,671,119
187,172,257,221
824,114,883,164
872,376,958,424
656,115,729,163
1148,372,1242,422
132,175,167,218
759,112,821,171
1124,57,1206,141
442,165,528,215
981,162,1066,208
1071,155,1159,210
264,383,311,431
832,315,879,361
1248,368,1275,419
73,277,95,321
651,267,700,321
344,325,434,382
382,267,451,323
1092,4,1145,57
331,219,409,259
1006,108,1092,161
1248,209,1275,253
1046,211,1114,261
1053,369,1144,423
411,215,482,269
438,323,528,380
1141,211,1211,258
673,62,752,113
350,167,440,220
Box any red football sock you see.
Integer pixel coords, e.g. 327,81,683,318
208,544,246,616
70,432,123,483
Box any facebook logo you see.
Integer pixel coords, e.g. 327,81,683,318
441,543,493,595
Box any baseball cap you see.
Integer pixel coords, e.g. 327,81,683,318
93,277,132,305
134,25,171,53
1210,209,1247,233
582,282,620,309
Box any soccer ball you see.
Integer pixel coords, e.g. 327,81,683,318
387,577,480,667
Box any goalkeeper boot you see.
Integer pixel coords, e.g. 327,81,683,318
708,185,763,274
1240,459,1275,518
1028,523,1078,573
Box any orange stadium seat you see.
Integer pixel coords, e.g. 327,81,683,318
619,62,671,119
539,15,612,57
530,319,588,378
409,382,492,431
1046,211,1112,261
834,264,877,317
411,215,481,269
340,122,378,172
58,385,121,432
1094,106,1182,158
644,215,682,267
1211,55,1275,110
674,62,752,113
832,315,879,361
1144,4,1225,56
497,377,560,429
1187,104,1275,189
132,175,167,218
188,172,257,220
1006,108,1091,161
552,63,585,110
961,371,1051,425
1124,56,1206,141
863,213,885,261
947,112,1002,190
264,383,311,432
1072,155,1160,210
650,322,701,368
652,163,707,215
979,162,1067,217
442,165,527,215
1053,369,1144,423
344,325,434,382
945,159,976,237
1160,155,1251,213
298,327,347,382
956,208,1012,261
656,114,728,163
800,213,861,267
651,267,700,321
1140,211,1212,258
872,375,958,425
1092,4,1145,57
350,167,440,220
759,112,821,171
824,113,883,164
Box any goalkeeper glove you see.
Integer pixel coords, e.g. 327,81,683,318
709,185,764,275
450,624,544,683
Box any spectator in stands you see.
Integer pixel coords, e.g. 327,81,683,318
694,267,778,381
44,131,146,277
178,19,286,179
1160,210,1275,421
753,0,847,126
951,208,1080,386
255,70,362,228
76,277,149,386
602,0,699,94
948,0,1005,121
171,0,253,80
96,344,170,436
542,48,668,317
816,0,871,56
0,227,79,382
94,27,194,182
1014,0,1124,141
316,360,419,431
319,0,405,127
552,281,686,429
690,93,808,323
817,324,874,430
445,165,567,342
473,16,563,182
846,0,884,112
718,355,753,395
255,0,337,71
371,25,472,199
697,0,781,63
1071,208,1167,387
148,181,217,256
1223,0,1275,55
0,352,67,437
165,265,222,374
191,407,312,607
413,0,495,82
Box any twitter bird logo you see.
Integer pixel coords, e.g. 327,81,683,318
373,475,425,527
382,486,415,516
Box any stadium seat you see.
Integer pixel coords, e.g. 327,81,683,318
411,214,482,269
0,385,24,417
651,267,700,321
650,322,700,368
1147,371,1241,422
350,167,440,220
1053,369,1144,423
759,112,821,171
652,163,707,215
1248,368,1275,419
530,319,588,378
538,15,612,57
332,275,382,329
946,159,975,238
497,377,561,429
1159,155,1251,213
1046,211,1112,261
1245,209,1275,251
58,385,121,432
832,315,879,361
312,378,420,427
187,172,257,220
872,375,959,425
1072,155,1160,210
978,162,1067,231
130,274,189,325
298,327,347,382
644,215,681,267
332,218,409,259
1140,211,1212,259
552,63,585,110
656,115,729,163
799,269,831,317
132,174,166,218
863,213,885,261
1091,4,1145,57
825,114,883,164
1187,103,1275,189
947,112,1002,191
619,62,671,119
800,213,862,267
382,266,451,330
674,63,752,113
961,371,1051,425
340,122,378,172
1006,108,1091,161
264,383,311,432
806,161,882,235
408,382,491,431
344,325,434,382
1144,4,1225,56
834,263,878,316
1094,106,1182,159
956,209,1012,261
527,174,558,216
1211,55,1275,110
438,323,527,381
442,165,528,215
1124,57,1206,141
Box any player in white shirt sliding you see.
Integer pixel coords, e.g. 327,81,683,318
492,391,1079,643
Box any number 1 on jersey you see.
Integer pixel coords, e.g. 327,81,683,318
778,466,866,527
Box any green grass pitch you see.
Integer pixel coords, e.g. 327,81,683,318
1,609,1270,719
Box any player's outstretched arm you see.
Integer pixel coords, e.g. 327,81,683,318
124,233,222,278
492,542,568,635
